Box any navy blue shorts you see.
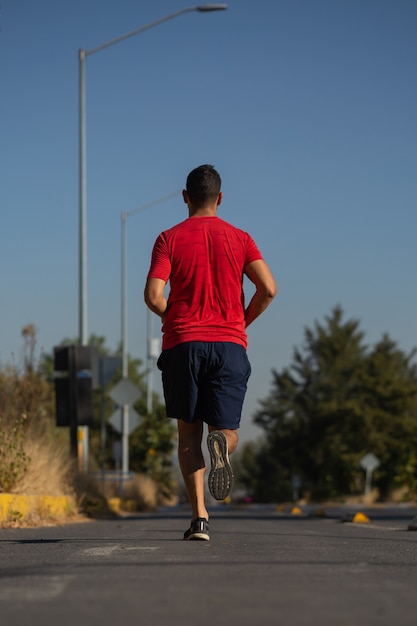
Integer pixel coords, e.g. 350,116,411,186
157,342,251,429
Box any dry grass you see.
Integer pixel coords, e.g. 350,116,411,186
96,473,162,511
0,420,84,527
17,427,75,497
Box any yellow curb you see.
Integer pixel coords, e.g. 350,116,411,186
352,512,370,524
107,497,122,513
0,494,75,524
291,506,303,515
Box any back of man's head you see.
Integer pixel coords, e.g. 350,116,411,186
186,164,221,207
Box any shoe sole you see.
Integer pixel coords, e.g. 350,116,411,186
184,532,210,541
207,431,233,501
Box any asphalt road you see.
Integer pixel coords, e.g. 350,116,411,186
1,505,417,626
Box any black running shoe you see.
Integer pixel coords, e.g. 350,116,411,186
207,430,234,501
183,517,210,541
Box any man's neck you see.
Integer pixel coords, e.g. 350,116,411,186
188,206,217,218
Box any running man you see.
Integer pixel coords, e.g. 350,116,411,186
144,164,277,540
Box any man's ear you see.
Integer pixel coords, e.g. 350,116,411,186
182,189,188,204
217,192,223,206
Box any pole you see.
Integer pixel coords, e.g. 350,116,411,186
121,212,128,379
122,405,129,475
78,50,90,472
78,49,88,347
365,468,372,495
121,212,129,476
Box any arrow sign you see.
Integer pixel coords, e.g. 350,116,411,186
109,407,141,435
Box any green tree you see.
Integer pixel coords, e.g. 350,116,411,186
360,335,417,497
233,437,293,502
248,307,417,502
129,403,177,500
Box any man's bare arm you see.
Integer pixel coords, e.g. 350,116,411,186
244,259,277,328
144,277,168,319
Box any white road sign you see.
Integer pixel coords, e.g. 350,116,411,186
360,453,380,472
109,378,141,407
109,407,141,435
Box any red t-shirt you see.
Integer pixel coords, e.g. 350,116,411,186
147,216,263,350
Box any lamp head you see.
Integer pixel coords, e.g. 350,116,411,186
196,4,228,11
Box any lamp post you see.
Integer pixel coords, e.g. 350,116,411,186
78,4,228,346
118,191,180,476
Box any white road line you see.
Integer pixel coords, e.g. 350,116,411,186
82,545,120,556
81,545,160,556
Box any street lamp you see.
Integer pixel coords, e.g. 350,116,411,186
78,4,228,345
117,191,180,476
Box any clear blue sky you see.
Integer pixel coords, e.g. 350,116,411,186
1,0,416,443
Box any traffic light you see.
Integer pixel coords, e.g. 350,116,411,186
54,346,71,427
54,346,93,427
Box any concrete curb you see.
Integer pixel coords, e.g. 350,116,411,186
0,493,76,525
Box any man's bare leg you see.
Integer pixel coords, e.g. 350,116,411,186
208,426,238,454
177,419,209,522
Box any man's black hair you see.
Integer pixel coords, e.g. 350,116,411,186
186,164,221,207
